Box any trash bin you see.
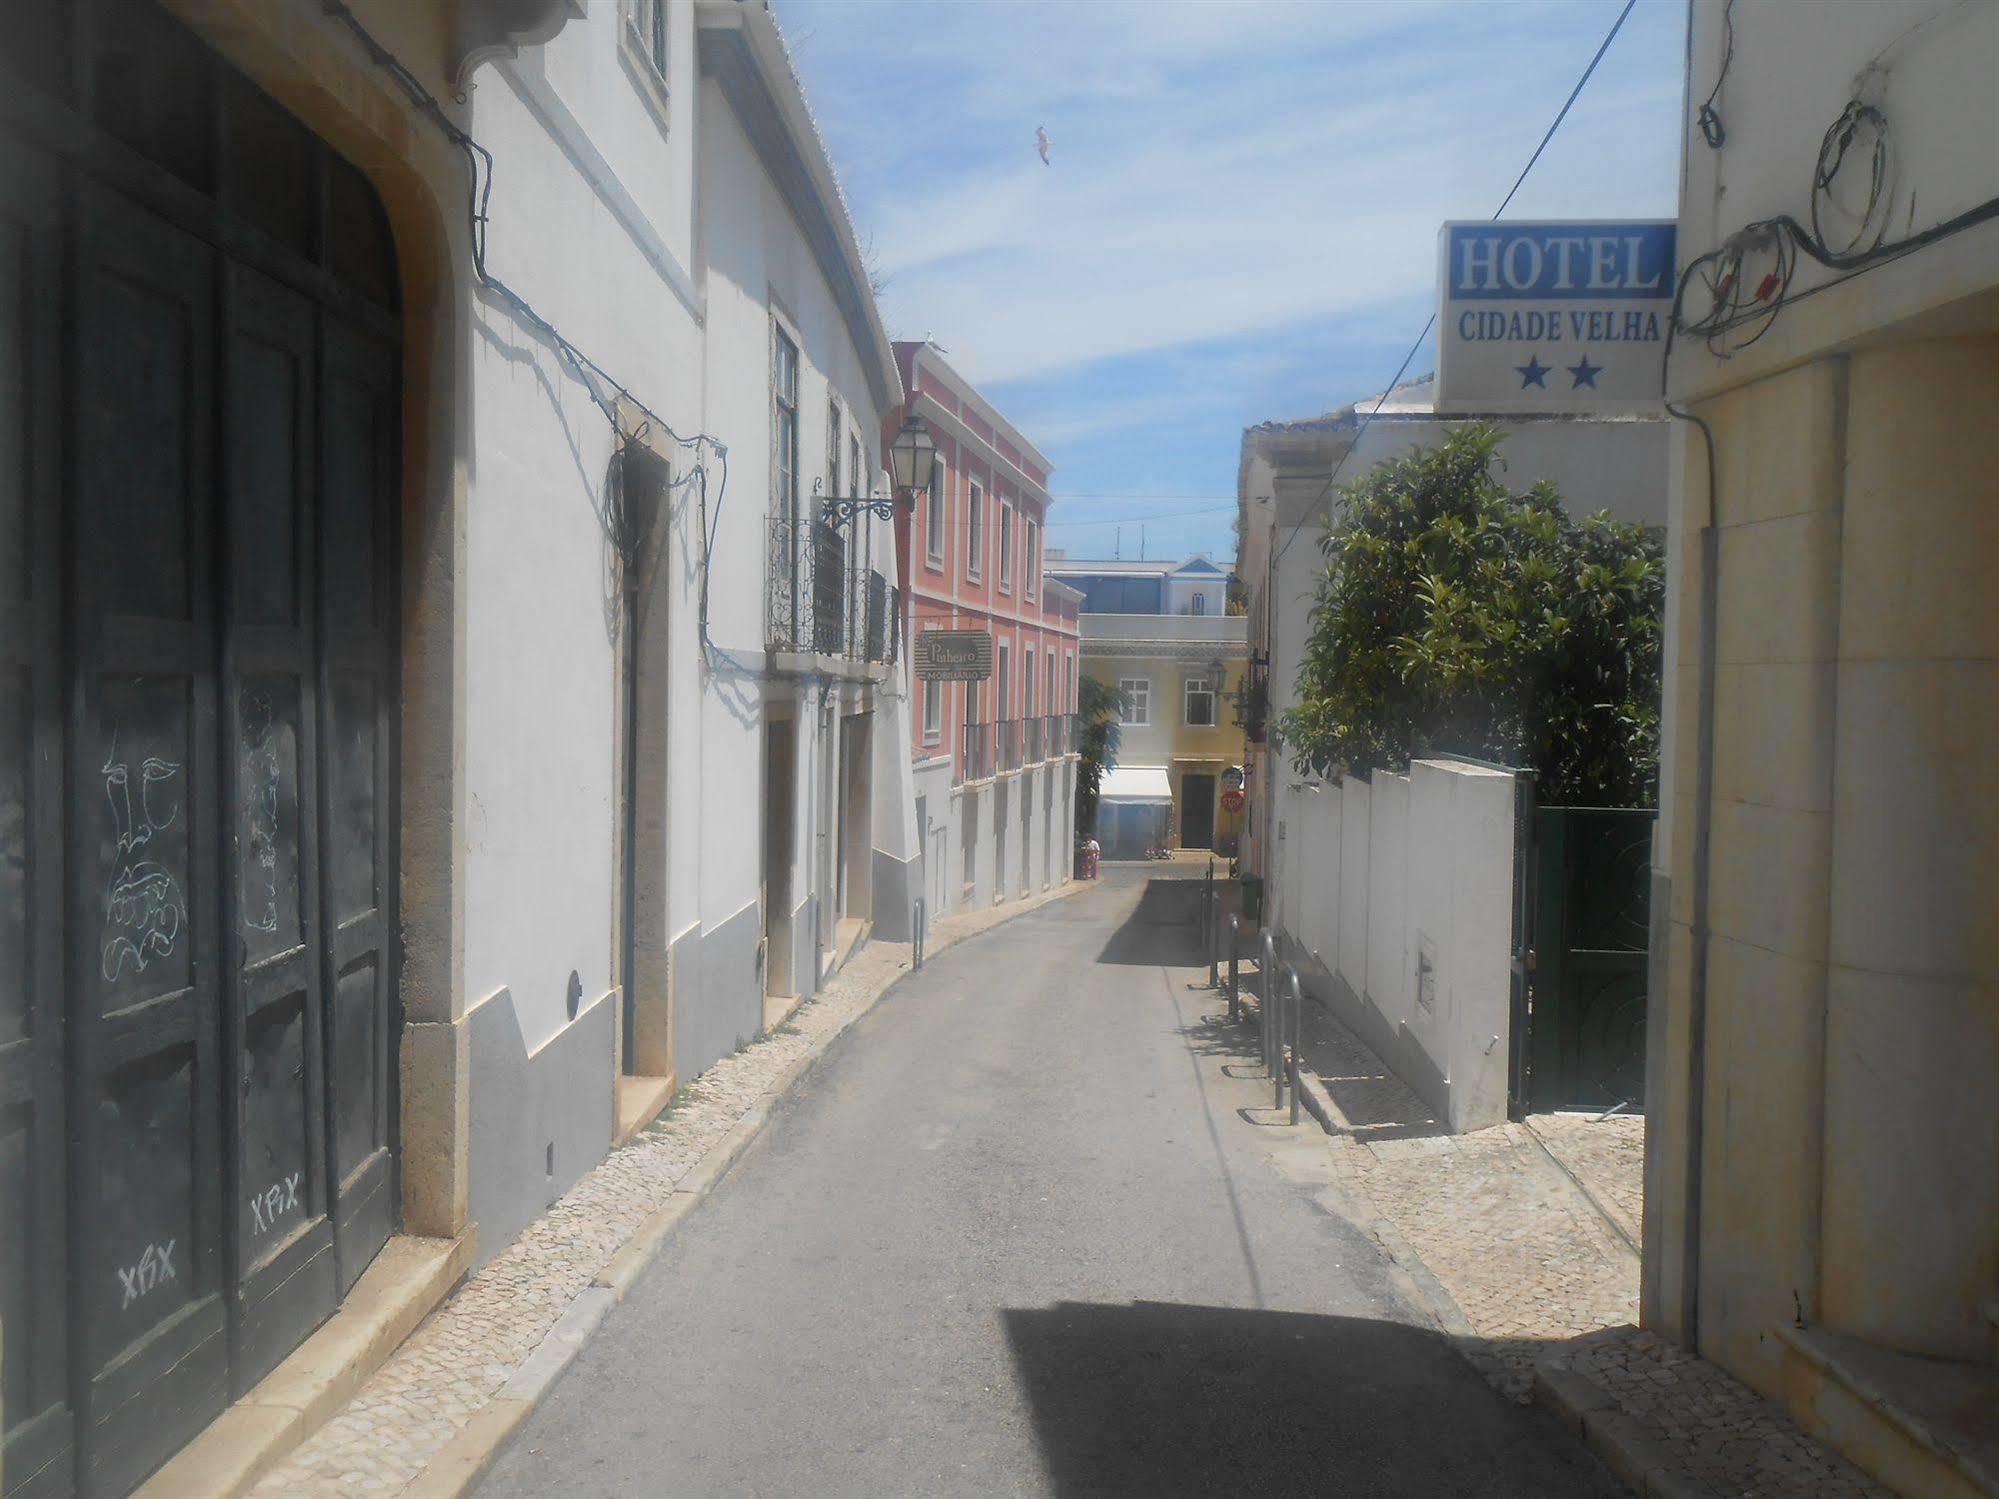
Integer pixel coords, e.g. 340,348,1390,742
1240,874,1262,922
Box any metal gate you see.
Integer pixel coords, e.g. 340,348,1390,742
2,8,400,1495
1524,808,1655,1113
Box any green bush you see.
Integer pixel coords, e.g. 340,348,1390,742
1278,424,1663,807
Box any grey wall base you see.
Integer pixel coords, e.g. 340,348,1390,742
1280,935,1455,1133
673,900,764,1083
467,984,615,1269
870,846,919,940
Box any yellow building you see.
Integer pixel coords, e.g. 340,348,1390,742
1046,553,1250,855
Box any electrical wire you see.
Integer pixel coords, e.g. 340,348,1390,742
1673,97,1999,356
1272,0,1640,569
318,2,739,658
1696,0,1735,148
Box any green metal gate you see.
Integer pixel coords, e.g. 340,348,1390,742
1525,807,1654,1113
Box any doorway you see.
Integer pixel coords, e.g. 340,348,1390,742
1180,773,1218,849
762,719,797,1002
1,10,402,1493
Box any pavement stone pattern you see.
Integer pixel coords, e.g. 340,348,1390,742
1529,1111,1645,1250
252,881,1085,1497
1270,974,1892,1497
1547,1327,1895,1498
1291,998,1639,1401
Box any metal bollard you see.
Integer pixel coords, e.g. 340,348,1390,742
1272,970,1287,1113
1227,916,1241,1025
913,898,926,971
1260,931,1278,1080
1288,969,1304,1126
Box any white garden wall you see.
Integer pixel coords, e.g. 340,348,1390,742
1274,759,1517,1132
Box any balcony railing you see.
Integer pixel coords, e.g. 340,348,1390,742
959,714,1080,785
960,720,993,785
1043,712,1077,757
766,515,899,665
996,718,1023,774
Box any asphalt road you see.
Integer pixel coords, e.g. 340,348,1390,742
476,863,1619,1498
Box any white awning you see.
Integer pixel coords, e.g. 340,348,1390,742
1099,765,1174,806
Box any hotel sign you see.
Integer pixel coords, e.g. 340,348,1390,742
913,629,993,681
1435,220,1676,414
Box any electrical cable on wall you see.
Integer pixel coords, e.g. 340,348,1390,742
318,2,743,663
1674,2,1999,358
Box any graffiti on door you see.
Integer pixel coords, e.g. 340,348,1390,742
99,732,187,981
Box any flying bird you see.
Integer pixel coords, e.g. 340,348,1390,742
1035,126,1052,165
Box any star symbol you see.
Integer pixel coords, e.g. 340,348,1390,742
1567,354,1603,389
1515,356,1550,389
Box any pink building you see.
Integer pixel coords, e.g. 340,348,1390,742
885,341,1082,914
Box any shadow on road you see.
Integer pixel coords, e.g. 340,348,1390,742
1001,1299,1616,1497
1094,876,1205,966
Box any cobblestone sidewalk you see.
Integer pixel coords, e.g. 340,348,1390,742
1289,993,1640,1401
253,881,1090,1497
1270,978,1892,1497
1546,1327,1893,1498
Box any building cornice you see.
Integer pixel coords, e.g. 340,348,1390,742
1082,639,1250,662
696,7,900,414
914,390,1050,504
904,343,1055,478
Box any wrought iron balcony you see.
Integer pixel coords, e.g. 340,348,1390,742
1023,715,1044,764
1043,712,1075,757
766,514,899,665
996,718,1023,773
960,720,994,784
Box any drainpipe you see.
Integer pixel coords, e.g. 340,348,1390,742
1671,405,1720,1354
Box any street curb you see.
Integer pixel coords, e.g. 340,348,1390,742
389,878,1095,1499
1534,1360,1715,1499
1295,1069,1338,1136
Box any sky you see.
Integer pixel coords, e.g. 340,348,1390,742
776,0,1688,564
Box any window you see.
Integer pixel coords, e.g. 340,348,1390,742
1046,650,1055,714
1120,676,1151,727
924,468,945,564
1184,673,1216,727
851,435,864,499
1067,653,1075,711
998,500,1015,590
621,0,672,134
826,398,843,502
997,643,1011,719
966,482,984,576
921,671,942,742
1191,591,1206,616
1025,517,1040,597
773,326,799,522
1023,663,1035,719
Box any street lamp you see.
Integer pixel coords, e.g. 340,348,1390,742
888,412,937,497
818,413,935,526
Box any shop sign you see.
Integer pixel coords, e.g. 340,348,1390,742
913,629,993,681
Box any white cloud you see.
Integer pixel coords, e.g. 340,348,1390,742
782,0,1685,385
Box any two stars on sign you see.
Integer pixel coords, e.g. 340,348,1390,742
1516,354,1602,390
